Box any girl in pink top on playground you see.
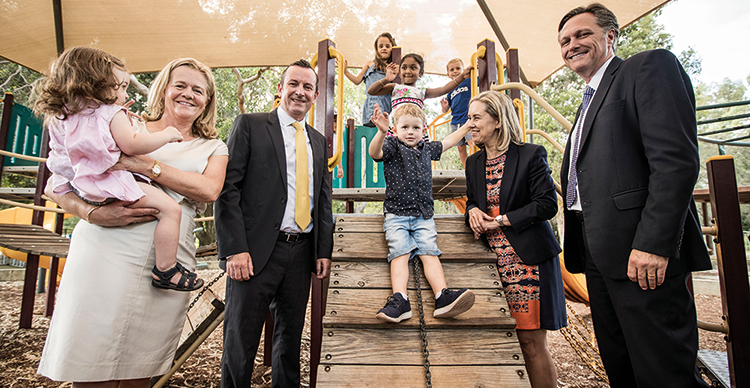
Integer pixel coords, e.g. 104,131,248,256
34,46,204,292
367,53,473,128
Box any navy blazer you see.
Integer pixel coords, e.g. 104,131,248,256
560,50,711,278
215,109,334,274
465,142,561,265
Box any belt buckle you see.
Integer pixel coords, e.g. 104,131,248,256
285,233,297,242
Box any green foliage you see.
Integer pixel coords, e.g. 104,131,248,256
126,72,156,114
678,46,702,76
213,67,281,140
693,78,750,227
336,67,367,125
0,59,42,106
617,12,672,59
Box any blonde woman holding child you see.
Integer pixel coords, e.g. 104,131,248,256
37,52,228,387
35,47,203,292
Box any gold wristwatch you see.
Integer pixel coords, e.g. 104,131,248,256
150,161,162,180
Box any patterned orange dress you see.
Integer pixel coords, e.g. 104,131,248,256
484,154,543,330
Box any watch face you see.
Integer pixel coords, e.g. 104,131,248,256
153,164,161,174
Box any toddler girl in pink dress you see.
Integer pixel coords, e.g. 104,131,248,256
34,46,203,291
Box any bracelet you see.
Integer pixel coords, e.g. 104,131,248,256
380,79,387,86
85,205,101,224
453,78,460,86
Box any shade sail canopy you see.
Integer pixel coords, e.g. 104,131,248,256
1,0,667,86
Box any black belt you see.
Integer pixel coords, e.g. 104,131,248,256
277,231,310,242
572,211,584,223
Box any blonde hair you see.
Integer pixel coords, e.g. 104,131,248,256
391,104,426,128
142,58,217,139
33,46,126,127
446,58,463,71
470,91,524,152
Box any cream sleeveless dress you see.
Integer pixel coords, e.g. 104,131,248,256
38,127,227,382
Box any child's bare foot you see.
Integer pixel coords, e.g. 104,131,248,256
151,263,204,291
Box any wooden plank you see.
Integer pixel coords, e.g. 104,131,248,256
3,165,41,177
0,224,59,233
0,236,67,243
333,232,495,261
316,365,530,388
331,170,468,202
177,300,223,357
334,214,473,234
319,328,524,366
0,244,68,257
323,288,515,329
181,287,222,340
329,261,504,290
332,188,467,202
694,186,750,204
0,187,36,201
0,224,70,258
706,158,750,387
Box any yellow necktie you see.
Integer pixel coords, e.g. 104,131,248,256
292,122,310,230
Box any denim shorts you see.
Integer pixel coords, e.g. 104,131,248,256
451,123,472,146
383,213,442,262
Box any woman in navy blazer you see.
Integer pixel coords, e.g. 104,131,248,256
464,91,566,388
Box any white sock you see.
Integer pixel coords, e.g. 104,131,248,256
398,292,408,300
435,290,442,299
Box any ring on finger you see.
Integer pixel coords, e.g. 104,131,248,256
647,273,656,278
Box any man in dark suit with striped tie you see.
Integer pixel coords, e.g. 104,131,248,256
558,4,711,387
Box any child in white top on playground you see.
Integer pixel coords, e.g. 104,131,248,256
367,53,473,114
368,103,475,323
35,46,204,292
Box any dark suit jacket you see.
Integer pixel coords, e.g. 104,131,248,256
465,143,561,265
214,109,334,273
560,49,711,279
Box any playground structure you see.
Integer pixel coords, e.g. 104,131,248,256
301,38,750,387
0,33,749,387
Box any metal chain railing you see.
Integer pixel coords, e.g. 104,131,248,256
559,301,609,383
187,270,225,312
412,259,432,388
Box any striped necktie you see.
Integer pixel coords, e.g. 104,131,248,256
566,86,595,209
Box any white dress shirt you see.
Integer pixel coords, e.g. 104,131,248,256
277,108,315,233
568,56,614,211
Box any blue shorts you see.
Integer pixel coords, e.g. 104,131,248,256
383,214,442,262
451,123,472,146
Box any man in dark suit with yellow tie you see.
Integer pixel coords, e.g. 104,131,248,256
215,59,333,388
558,4,711,387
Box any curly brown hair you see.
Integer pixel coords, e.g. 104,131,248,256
33,47,126,126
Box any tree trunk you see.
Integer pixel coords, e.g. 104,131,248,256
195,204,216,247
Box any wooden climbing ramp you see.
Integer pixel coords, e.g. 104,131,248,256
317,213,531,387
